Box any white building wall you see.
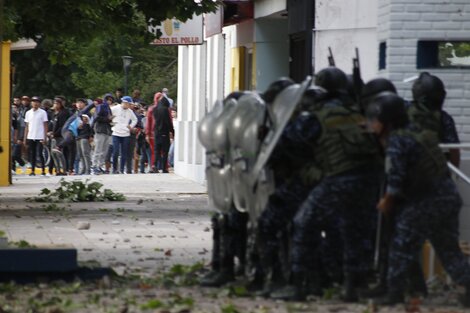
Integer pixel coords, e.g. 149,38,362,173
377,0,470,241
378,0,470,141
175,34,225,184
314,0,378,80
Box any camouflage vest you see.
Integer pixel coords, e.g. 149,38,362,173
388,128,448,197
315,104,379,177
407,102,442,139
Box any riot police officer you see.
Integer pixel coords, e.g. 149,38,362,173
409,72,460,167
272,67,381,301
252,83,330,296
360,78,428,299
366,92,470,306
199,92,249,287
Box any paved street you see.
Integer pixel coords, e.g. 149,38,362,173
0,174,468,312
0,174,211,275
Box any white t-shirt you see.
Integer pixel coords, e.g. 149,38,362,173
111,105,138,137
24,108,48,140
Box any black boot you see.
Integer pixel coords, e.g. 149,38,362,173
200,213,236,287
373,290,404,306
269,272,306,301
341,273,367,302
253,267,273,297
200,268,235,287
359,282,387,298
246,266,265,292
234,211,248,277
407,261,428,298
199,246,234,287
200,214,223,286
458,286,470,308
306,271,323,297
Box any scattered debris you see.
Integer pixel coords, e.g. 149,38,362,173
77,221,91,230
42,203,66,212
198,248,209,255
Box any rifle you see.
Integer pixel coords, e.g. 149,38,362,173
352,47,364,108
328,47,335,67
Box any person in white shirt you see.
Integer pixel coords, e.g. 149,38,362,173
23,96,48,176
110,96,138,174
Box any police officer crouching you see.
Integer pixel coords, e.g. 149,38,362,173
366,92,470,306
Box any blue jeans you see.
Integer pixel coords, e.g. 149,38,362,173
139,144,151,173
112,135,130,173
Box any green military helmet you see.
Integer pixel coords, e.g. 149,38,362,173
412,72,446,111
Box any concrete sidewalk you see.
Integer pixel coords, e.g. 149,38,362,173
0,174,212,275
0,173,207,200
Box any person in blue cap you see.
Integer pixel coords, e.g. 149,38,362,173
110,96,138,174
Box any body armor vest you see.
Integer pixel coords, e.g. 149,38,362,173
315,103,379,177
389,128,449,198
407,102,442,140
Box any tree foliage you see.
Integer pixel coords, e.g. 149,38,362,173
4,0,218,42
12,35,178,103
7,0,214,102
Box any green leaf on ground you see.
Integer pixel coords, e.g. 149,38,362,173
10,240,36,248
27,179,126,203
140,299,163,309
221,303,241,313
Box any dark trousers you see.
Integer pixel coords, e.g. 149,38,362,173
139,143,151,173
47,139,54,174
154,134,170,171
388,178,470,293
112,135,130,173
57,130,76,173
126,135,137,173
27,139,44,173
12,143,25,168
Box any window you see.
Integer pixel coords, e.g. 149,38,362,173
417,40,470,69
379,42,387,70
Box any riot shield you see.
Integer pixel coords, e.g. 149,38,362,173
227,92,266,214
251,166,276,225
198,99,237,213
250,76,312,188
198,100,222,151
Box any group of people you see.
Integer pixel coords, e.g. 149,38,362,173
199,67,470,307
11,88,176,176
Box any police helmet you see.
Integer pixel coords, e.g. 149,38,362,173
299,86,325,111
314,67,348,92
262,77,295,103
412,72,446,110
362,78,397,100
367,92,408,129
225,91,246,101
